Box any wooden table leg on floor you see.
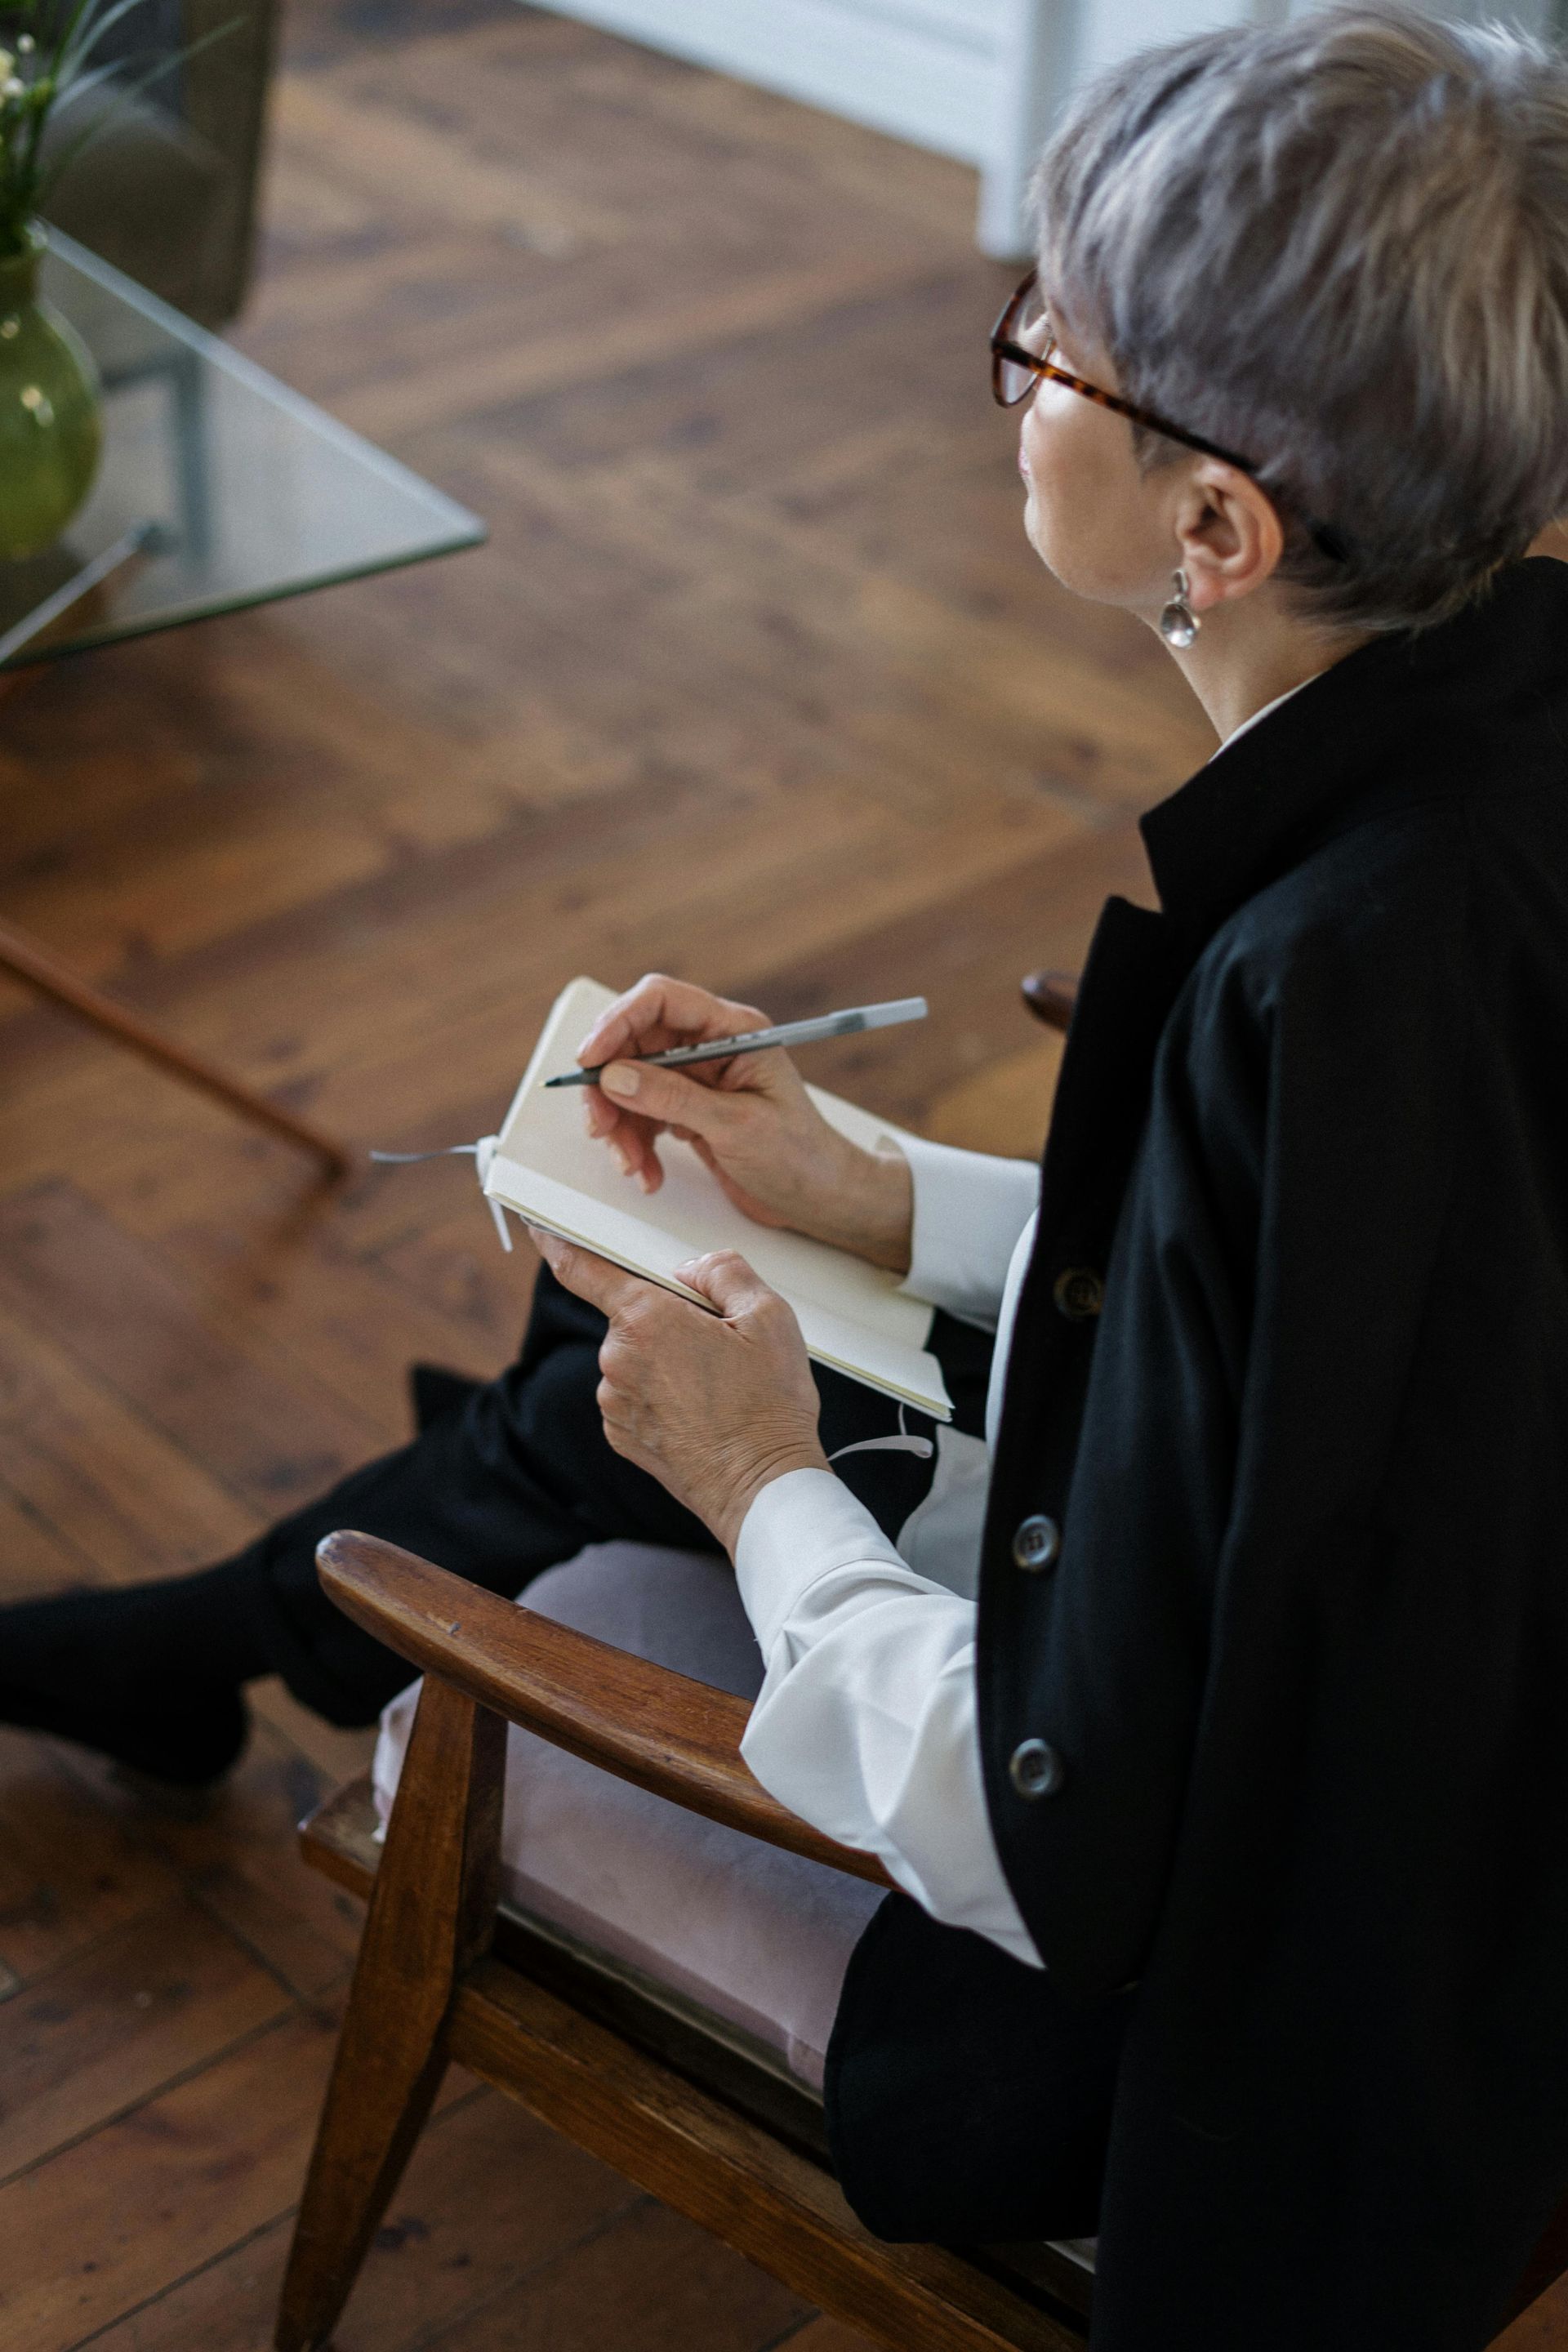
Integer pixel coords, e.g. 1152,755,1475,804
0,915,352,1178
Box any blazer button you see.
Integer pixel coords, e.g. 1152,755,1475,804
1053,1266,1104,1321
1009,1740,1066,1800
1012,1513,1061,1572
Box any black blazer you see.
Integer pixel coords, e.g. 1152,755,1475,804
828,558,1568,2350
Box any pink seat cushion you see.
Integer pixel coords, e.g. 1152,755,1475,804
372,1544,884,2090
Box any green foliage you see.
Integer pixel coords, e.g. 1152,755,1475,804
0,0,229,258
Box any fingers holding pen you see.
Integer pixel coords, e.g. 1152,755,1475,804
575,973,770,1197
578,1056,671,1193
584,1051,770,1195
575,973,768,1075
582,1084,659,1191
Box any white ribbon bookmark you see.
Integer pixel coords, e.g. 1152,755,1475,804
368,1136,512,1253
828,1403,933,1464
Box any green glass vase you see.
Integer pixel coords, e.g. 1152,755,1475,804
0,223,102,563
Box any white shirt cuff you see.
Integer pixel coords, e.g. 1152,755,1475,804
895,1132,1039,1330
735,1468,908,1655
733,1468,1044,1971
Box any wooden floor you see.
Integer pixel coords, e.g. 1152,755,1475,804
0,1,1561,2345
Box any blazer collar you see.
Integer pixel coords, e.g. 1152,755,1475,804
1139,556,1568,940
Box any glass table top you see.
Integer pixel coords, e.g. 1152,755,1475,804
0,230,485,669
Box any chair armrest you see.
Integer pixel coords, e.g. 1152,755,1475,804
318,1530,894,1893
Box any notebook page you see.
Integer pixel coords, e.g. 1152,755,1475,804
485,978,951,1419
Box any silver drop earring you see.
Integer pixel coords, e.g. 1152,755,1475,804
1159,567,1200,648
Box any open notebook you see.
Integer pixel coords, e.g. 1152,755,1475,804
483,978,951,1420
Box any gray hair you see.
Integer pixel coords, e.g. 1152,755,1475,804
1032,6,1568,634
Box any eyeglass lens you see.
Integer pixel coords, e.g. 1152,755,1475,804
996,279,1054,406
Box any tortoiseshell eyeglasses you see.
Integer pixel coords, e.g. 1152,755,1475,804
990,271,1350,564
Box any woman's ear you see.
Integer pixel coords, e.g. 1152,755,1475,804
1175,461,1285,613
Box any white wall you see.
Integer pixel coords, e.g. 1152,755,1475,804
529,0,1016,167
522,0,1562,255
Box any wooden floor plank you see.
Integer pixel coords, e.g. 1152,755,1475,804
0,2009,339,2352
0,1899,292,2182
0,1735,182,1989
770,2324,879,2352
59,774,1069,1106
734,822,1154,1131
0,1480,96,1605
416,2196,809,2352
0,1183,383,1516
1500,2277,1568,2349
81,2089,644,2352
51,1713,379,2002
924,1034,1067,1164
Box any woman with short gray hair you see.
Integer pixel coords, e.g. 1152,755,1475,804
550,12,1568,2343
5,9,1568,2345
1026,4,1568,639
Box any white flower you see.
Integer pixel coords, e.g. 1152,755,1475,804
0,52,14,82
2,78,25,101
16,33,34,52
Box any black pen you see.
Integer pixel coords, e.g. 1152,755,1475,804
543,996,929,1089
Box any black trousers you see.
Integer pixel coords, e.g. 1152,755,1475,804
236,1264,993,1726
230,1263,1126,2243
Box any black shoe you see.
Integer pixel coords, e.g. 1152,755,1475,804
0,1581,255,1790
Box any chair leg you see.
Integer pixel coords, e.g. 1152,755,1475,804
0,915,351,1178
275,1673,506,2352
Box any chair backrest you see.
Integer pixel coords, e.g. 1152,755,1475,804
1019,970,1078,1032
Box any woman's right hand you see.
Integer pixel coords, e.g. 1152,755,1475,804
575,973,913,1273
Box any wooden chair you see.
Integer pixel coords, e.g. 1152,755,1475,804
278,1530,1568,2352
278,1532,1098,2352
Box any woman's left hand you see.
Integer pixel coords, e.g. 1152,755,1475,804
528,1230,829,1555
